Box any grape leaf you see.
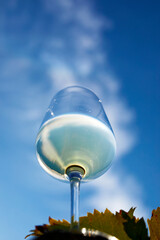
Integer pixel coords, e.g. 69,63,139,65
25,218,70,238
124,207,137,219
25,225,48,239
118,208,149,239
48,217,70,227
148,207,160,240
79,209,131,240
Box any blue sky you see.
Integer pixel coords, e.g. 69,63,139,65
0,0,160,239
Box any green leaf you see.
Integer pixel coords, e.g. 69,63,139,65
80,209,131,240
117,208,149,240
127,207,137,219
25,218,70,238
25,225,49,239
148,207,160,240
49,217,70,227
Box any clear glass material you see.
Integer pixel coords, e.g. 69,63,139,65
36,86,116,227
36,86,116,182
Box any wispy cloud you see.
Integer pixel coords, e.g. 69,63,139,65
48,64,77,90
84,168,149,219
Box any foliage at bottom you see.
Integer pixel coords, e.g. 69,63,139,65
26,207,160,240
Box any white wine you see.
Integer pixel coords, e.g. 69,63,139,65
36,114,116,182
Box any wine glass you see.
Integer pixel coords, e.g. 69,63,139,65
36,86,116,229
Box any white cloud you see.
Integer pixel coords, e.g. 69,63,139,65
75,58,93,76
84,169,149,219
76,8,103,30
76,34,99,50
105,99,136,158
100,74,121,93
48,64,76,90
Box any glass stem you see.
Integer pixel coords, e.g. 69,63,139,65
70,174,81,229
66,165,85,229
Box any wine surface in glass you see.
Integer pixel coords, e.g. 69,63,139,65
36,114,116,182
